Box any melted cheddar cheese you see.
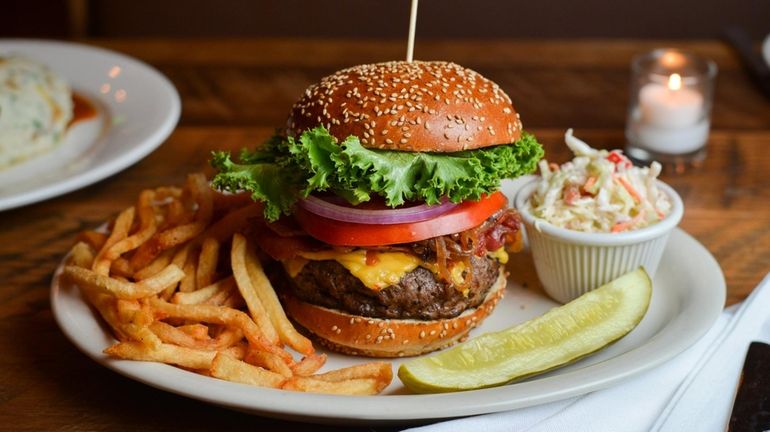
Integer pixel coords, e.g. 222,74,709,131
488,247,509,264
282,247,509,293
284,250,421,291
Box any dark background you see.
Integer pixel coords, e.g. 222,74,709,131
4,0,770,40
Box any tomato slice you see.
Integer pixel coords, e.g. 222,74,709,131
293,192,507,246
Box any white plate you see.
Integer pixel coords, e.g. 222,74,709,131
763,33,770,68
50,179,725,424
0,40,180,211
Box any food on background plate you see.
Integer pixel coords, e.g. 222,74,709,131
60,174,392,395
211,61,544,357
0,56,73,169
525,129,672,233
398,267,652,393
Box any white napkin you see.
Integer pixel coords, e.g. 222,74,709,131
405,273,770,432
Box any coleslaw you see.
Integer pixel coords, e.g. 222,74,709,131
525,129,672,233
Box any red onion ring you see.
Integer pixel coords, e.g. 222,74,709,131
298,195,458,225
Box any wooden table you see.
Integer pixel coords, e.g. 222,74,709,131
1,39,769,431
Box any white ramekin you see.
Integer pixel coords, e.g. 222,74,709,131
513,179,684,303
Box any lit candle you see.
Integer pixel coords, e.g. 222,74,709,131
635,73,709,154
640,74,702,128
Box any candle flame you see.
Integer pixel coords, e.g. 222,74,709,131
668,73,682,91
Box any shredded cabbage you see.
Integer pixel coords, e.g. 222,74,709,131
526,129,671,233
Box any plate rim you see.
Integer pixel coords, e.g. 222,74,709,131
50,227,726,423
0,39,180,211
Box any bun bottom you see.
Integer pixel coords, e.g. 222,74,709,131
281,269,507,358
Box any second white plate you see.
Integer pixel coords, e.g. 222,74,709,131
0,40,180,211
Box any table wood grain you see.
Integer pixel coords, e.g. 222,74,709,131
1,39,769,431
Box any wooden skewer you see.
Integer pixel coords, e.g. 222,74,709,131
406,0,419,62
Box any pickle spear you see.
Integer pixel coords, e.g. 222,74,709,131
398,268,652,393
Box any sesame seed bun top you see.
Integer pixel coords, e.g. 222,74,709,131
287,61,523,152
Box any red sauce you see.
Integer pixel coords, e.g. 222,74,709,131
69,93,97,126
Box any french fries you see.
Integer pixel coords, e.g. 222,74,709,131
231,233,280,344
282,376,386,396
92,206,135,275
106,341,216,370
172,276,235,305
291,353,328,377
312,361,392,384
61,176,393,396
63,264,185,300
243,242,313,354
104,190,158,261
196,237,219,289
245,349,294,378
210,352,285,388
67,242,95,268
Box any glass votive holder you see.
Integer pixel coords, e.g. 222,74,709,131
625,49,717,170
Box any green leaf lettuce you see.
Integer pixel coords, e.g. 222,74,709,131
211,126,544,221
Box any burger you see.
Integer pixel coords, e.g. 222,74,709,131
211,61,543,357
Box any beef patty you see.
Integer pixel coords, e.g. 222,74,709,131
288,256,500,321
